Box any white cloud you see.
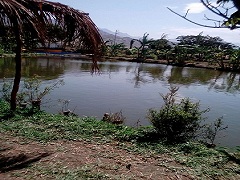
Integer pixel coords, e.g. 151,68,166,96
184,3,206,14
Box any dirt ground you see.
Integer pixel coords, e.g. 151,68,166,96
0,132,195,180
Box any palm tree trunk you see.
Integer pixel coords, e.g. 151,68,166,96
10,24,22,111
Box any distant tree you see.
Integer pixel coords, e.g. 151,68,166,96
177,32,236,50
130,33,154,61
22,30,39,51
150,34,172,51
175,32,236,63
103,40,125,57
148,34,173,61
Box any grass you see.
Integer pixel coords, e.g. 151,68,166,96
0,100,240,179
0,110,139,143
13,165,110,180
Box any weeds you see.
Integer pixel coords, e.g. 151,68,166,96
102,110,126,124
0,76,64,110
204,117,228,146
23,75,64,102
58,99,71,112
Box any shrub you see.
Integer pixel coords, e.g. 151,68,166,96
148,87,208,143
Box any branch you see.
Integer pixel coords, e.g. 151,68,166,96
167,7,228,28
200,0,230,19
185,9,190,18
204,14,223,27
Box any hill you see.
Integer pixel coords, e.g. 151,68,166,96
99,28,140,48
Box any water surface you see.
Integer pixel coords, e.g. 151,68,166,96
0,57,239,147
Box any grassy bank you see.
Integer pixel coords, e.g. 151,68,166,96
0,100,239,179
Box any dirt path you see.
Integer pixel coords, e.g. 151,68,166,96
0,133,194,180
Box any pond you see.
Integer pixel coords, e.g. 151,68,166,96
0,57,240,147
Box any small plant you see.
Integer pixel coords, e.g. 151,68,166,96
148,87,208,143
23,75,64,109
23,76,64,102
58,99,72,116
204,117,228,146
0,76,64,110
102,110,126,125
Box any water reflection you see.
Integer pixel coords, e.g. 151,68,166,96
208,72,240,93
1,57,239,93
168,67,220,85
0,57,16,78
128,64,164,88
0,57,65,79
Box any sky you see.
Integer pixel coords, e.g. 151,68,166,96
50,0,240,45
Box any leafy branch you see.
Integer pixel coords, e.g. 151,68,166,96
167,0,240,29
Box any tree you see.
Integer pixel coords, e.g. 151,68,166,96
149,34,172,51
168,0,240,29
130,33,154,61
103,40,125,57
149,34,173,61
176,32,237,67
0,0,103,110
177,33,235,49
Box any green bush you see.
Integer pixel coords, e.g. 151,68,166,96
146,53,158,60
148,87,207,143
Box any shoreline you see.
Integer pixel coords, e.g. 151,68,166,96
1,53,239,72
103,56,239,72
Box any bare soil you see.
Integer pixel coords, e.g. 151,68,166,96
0,132,194,180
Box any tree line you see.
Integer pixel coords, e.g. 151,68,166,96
103,31,240,71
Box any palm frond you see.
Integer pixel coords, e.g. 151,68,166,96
0,0,103,54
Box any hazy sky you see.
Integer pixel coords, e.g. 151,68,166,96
50,0,240,44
